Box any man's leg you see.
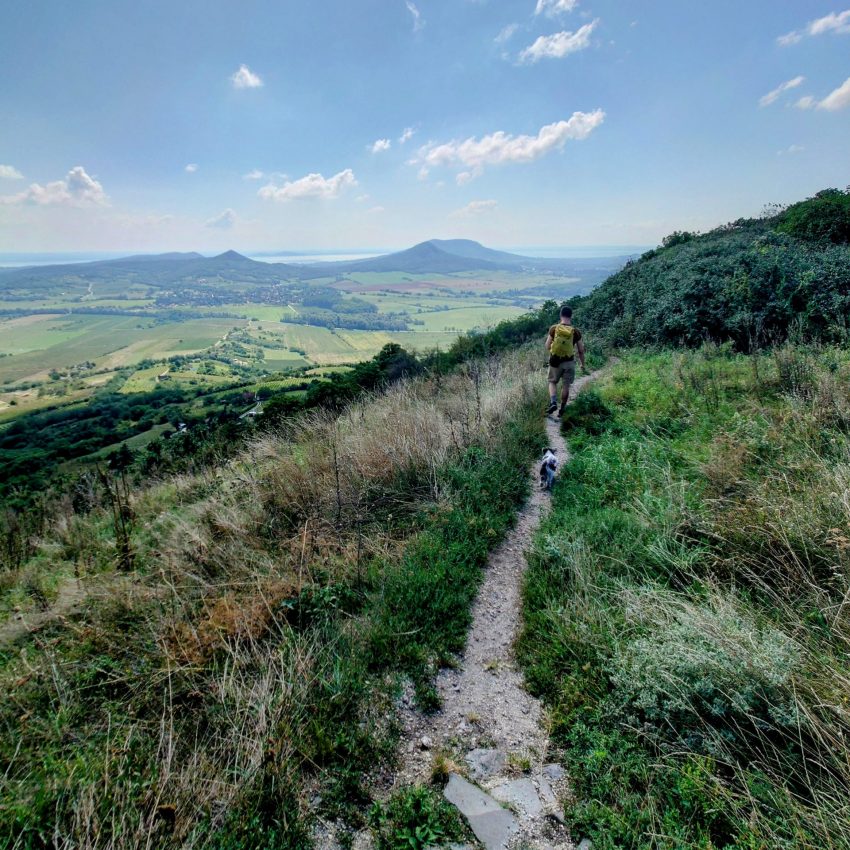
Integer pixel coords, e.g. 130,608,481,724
558,363,576,415
546,366,560,414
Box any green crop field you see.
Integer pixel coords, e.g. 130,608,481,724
412,305,526,332
0,262,566,429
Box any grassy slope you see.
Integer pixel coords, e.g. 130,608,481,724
519,346,850,849
0,348,546,848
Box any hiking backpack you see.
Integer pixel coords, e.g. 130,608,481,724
550,325,575,359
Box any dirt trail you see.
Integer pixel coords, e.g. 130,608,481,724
391,371,596,849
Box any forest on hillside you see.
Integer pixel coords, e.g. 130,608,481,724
576,188,850,349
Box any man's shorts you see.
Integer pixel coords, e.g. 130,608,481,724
548,358,576,385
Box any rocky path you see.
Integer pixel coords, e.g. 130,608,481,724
392,372,595,850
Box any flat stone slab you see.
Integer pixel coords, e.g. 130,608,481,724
444,774,519,850
465,748,506,780
490,778,545,818
542,763,566,781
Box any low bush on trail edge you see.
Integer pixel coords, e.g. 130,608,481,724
519,345,850,850
369,785,469,850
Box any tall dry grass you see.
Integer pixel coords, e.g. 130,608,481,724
0,345,544,848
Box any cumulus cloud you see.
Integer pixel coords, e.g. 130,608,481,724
0,166,108,206
405,0,424,31
495,23,519,44
205,208,237,229
451,199,498,217
795,77,850,111
231,64,263,89
778,9,850,45
371,138,391,153
399,127,416,144
535,0,578,16
412,111,604,181
519,20,598,62
185,163,198,173
243,169,265,180
777,30,803,46
777,144,805,156
258,169,357,201
0,165,23,180
758,76,805,107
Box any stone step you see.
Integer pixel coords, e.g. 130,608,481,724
443,773,519,850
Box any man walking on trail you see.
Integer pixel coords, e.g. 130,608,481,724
546,305,586,416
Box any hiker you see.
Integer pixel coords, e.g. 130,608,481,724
545,305,586,416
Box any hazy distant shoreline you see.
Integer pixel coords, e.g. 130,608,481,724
0,244,649,269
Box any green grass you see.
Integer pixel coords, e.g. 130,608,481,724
412,305,525,333
518,346,850,850
0,315,241,384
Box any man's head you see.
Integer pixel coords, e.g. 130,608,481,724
560,305,573,322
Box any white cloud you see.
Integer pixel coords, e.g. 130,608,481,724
371,138,391,153
413,110,605,181
405,0,424,31
399,127,416,144
368,206,385,214
795,77,850,111
0,165,23,180
205,208,237,229
758,75,805,107
495,23,519,44
0,166,108,206
243,169,265,180
185,163,198,173
818,76,850,110
535,0,578,16
809,9,850,35
258,169,357,201
231,64,263,89
777,144,805,156
451,199,498,217
519,20,598,63
778,9,850,45
777,30,803,46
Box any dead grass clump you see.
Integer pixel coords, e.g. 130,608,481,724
168,580,298,666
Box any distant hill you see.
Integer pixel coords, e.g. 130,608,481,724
300,238,629,276
0,240,633,298
316,240,511,274
0,250,304,298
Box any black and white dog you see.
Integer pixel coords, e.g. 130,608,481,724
539,448,558,490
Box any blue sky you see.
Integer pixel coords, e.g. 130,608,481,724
1,0,848,252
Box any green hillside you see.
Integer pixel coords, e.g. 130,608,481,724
577,188,850,349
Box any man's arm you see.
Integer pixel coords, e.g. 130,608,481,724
577,339,586,370
545,332,553,352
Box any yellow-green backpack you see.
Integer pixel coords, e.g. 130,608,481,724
550,325,575,359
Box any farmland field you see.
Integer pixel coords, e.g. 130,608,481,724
0,257,610,428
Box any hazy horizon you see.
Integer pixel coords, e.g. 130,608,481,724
0,242,650,268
